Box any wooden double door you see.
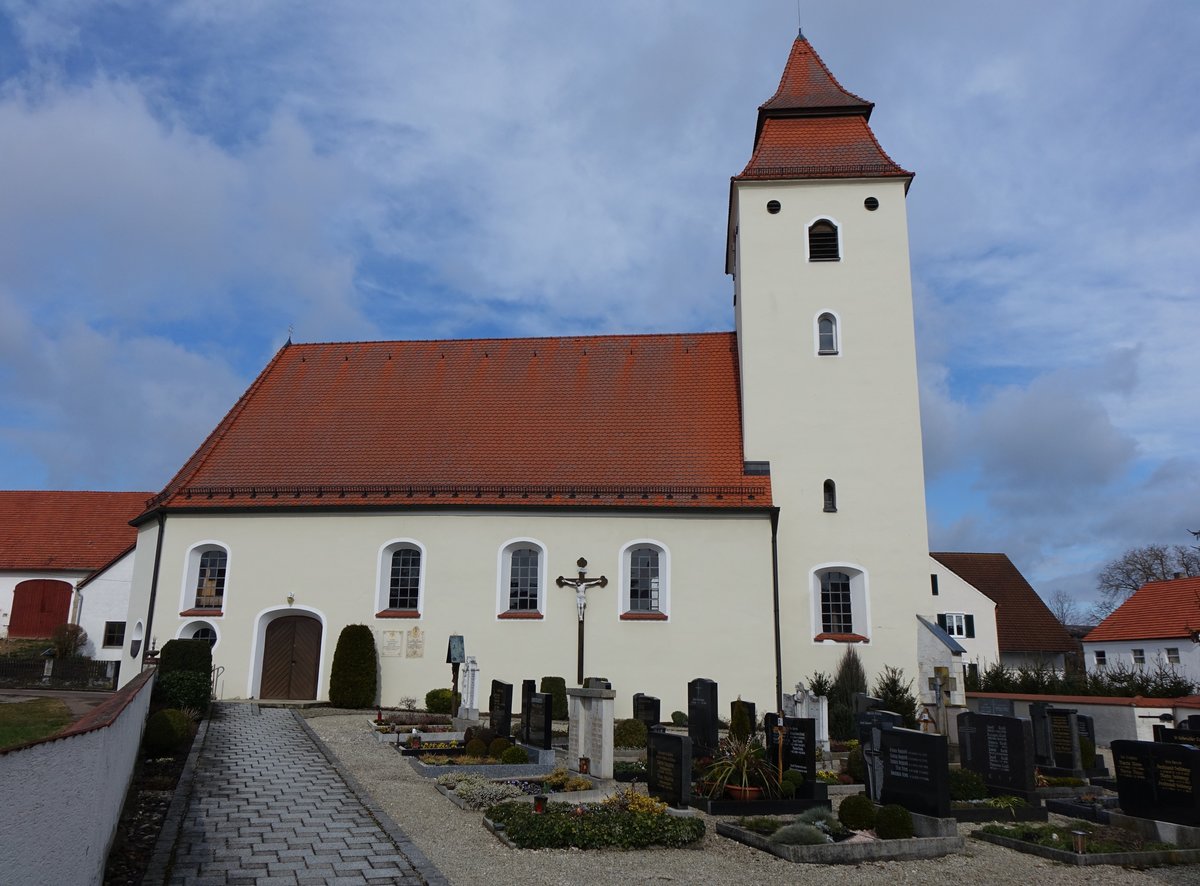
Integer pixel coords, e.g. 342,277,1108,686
260,615,321,700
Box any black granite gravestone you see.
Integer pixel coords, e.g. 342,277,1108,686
1048,708,1083,773
764,714,817,789
647,730,692,807
857,709,903,802
520,678,536,744
526,691,553,750
730,698,757,737
880,727,951,818
956,710,1037,800
1028,702,1054,768
1112,739,1200,826
1152,725,1200,746
977,697,1016,717
1184,715,1200,732
489,679,513,738
633,693,661,732
583,676,612,690
688,678,719,758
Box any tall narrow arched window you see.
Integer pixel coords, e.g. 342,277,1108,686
823,479,837,512
808,219,840,261
818,313,838,355
389,547,421,610
195,549,227,609
820,570,853,633
508,548,540,611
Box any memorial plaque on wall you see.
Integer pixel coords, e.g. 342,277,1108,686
688,678,718,758
647,730,692,807
879,727,951,818
956,711,1036,799
489,680,513,738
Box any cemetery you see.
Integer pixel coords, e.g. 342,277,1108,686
343,637,1200,866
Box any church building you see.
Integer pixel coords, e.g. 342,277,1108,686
120,33,969,716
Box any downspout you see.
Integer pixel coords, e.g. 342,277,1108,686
770,506,783,713
144,512,167,661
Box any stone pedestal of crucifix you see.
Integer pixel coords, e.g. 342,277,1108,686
555,557,607,685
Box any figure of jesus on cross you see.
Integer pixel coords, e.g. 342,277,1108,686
556,557,607,684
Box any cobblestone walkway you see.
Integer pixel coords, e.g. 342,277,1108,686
163,703,445,885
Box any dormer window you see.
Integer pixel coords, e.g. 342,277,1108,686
808,219,840,261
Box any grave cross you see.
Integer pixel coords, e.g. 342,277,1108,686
556,557,608,684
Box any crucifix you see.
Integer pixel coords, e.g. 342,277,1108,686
556,557,608,684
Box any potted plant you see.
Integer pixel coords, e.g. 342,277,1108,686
703,735,780,801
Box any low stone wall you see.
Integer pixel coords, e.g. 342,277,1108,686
0,670,155,886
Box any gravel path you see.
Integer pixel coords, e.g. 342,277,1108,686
304,711,1200,886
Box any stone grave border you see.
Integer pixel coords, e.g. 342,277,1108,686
716,821,964,864
972,831,1200,867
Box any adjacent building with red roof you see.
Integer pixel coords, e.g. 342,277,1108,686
1084,575,1200,681
0,490,149,662
931,552,1078,670
118,32,952,718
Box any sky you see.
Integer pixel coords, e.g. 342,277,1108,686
0,2,1197,614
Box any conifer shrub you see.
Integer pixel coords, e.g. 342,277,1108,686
837,793,876,831
465,738,488,757
613,718,648,748
500,745,530,764
845,746,866,783
829,647,867,741
540,676,568,720
328,625,378,708
157,638,213,675
155,671,211,715
729,697,752,741
488,737,513,757
871,665,918,728
424,688,455,714
779,769,805,798
875,804,914,839
143,708,193,755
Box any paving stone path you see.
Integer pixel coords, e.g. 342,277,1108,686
161,703,445,885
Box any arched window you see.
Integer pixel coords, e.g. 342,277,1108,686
376,540,425,617
180,619,220,650
182,543,230,615
820,571,853,633
620,541,670,619
812,565,869,642
498,539,547,619
823,479,837,512
817,313,839,355
808,219,840,262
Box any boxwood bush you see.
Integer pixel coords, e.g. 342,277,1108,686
500,745,530,764
875,804,914,839
155,671,211,715
425,688,455,714
143,708,193,755
613,718,647,748
157,639,212,676
837,793,876,831
487,801,705,849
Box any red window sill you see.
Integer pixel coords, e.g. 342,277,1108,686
814,632,869,643
180,609,223,617
620,611,668,621
375,609,420,619
498,611,543,620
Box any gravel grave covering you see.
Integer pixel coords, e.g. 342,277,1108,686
304,710,1200,886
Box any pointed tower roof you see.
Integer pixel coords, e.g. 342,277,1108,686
735,34,911,184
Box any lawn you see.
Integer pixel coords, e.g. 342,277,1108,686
0,698,74,750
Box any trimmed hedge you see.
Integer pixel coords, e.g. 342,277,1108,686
155,671,211,714
329,625,378,708
158,639,212,676
487,802,706,849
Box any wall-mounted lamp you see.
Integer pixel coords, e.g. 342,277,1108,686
287,593,295,606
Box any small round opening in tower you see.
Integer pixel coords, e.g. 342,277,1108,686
766,200,781,214
864,197,879,211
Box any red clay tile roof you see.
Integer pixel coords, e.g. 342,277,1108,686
147,333,771,513
0,491,149,571
931,552,1076,655
1085,576,1200,642
737,116,911,182
737,36,911,184
759,36,873,115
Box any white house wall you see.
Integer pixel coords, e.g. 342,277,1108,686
76,552,135,662
1083,638,1200,684
0,570,90,639
925,558,1000,668
123,510,782,717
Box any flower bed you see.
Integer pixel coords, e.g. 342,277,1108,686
484,796,705,850
973,821,1200,867
949,797,1047,823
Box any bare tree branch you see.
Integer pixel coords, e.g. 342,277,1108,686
1091,542,1200,622
1048,589,1082,626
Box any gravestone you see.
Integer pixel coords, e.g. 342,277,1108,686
489,679,513,739
526,691,553,750
1075,713,1109,775
880,727,952,818
1112,739,1200,826
764,714,817,792
583,676,612,690
457,656,480,719
688,678,719,759
1152,725,1200,746
647,730,693,807
857,710,903,802
1184,715,1200,732
977,697,1016,717
783,683,831,752
520,679,536,744
1047,708,1083,775
730,698,757,737
632,693,661,732
854,692,886,714
956,710,1037,800
567,683,617,778
1028,702,1055,767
